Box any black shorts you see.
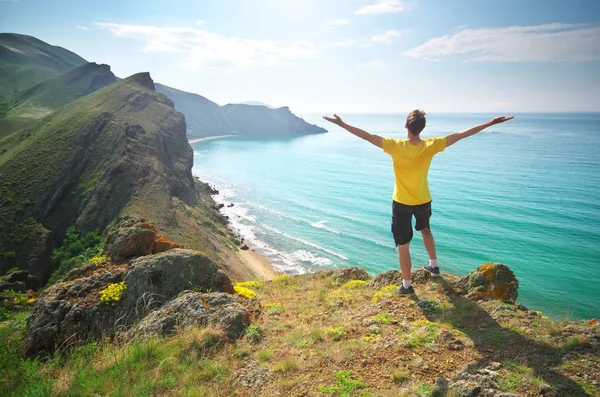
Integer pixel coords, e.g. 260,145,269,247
391,200,432,246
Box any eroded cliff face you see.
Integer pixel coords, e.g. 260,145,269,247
0,72,236,283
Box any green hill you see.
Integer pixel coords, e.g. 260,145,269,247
0,33,87,99
6,62,117,118
0,73,244,283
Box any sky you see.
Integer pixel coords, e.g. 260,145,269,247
1,0,600,113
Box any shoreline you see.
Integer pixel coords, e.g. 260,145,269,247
188,135,235,144
237,247,280,281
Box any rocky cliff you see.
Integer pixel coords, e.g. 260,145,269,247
0,72,249,284
156,83,326,139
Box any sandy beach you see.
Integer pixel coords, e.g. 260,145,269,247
237,248,280,281
188,135,235,144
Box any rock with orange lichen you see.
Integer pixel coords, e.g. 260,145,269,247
104,217,156,260
153,234,184,254
456,263,519,304
104,217,186,259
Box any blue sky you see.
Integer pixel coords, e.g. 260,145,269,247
1,0,599,112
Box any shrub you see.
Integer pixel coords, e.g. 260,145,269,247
341,280,367,289
372,284,400,302
372,312,393,325
326,327,346,341
318,370,366,396
235,280,263,289
273,275,292,283
264,302,284,314
234,285,257,299
99,281,126,305
90,255,110,267
245,325,262,343
49,226,103,284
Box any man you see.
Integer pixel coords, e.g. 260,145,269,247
323,111,514,294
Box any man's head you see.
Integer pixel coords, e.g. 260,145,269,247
405,109,426,136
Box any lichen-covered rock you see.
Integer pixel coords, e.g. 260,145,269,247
321,267,370,284
369,268,431,289
127,291,250,340
152,234,184,254
448,368,517,397
456,263,519,303
22,249,232,357
104,218,157,260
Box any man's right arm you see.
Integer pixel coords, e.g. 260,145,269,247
323,114,383,148
445,116,514,148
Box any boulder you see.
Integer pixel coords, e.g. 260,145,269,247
152,235,184,254
456,263,519,304
104,218,157,260
22,249,233,357
127,291,250,340
321,267,370,284
3,270,40,290
369,268,430,289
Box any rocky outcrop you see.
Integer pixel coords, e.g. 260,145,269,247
127,291,251,340
320,267,371,284
223,104,326,136
455,263,519,303
103,218,185,260
0,270,39,292
22,249,234,357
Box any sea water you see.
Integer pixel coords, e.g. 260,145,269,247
191,113,600,319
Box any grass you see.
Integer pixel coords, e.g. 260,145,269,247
1,270,597,396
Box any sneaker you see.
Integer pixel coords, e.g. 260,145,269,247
423,264,441,277
395,285,415,295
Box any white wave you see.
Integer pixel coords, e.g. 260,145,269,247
289,250,333,267
310,220,341,234
262,224,349,260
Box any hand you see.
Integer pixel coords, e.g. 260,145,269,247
489,116,514,125
323,114,344,126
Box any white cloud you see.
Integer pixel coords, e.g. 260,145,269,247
355,0,410,15
371,30,403,44
195,20,204,26
362,60,387,68
325,19,349,27
76,26,90,31
95,23,321,72
403,23,600,62
322,39,358,48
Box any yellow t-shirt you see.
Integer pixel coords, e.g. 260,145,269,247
382,136,446,205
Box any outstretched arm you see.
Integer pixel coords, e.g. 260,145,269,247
445,116,514,148
323,114,383,148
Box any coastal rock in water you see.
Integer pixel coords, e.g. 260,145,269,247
22,249,233,357
127,291,251,340
456,263,519,304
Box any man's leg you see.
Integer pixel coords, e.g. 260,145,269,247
398,243,412,281
420,227,437,262
415,202,440,276
392,201,414,292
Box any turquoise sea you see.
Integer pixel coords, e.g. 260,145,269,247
191,113,600,319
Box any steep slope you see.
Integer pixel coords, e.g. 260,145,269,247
7,62,117,118
223,104,327,135
0,33,87,98
155,83,234,139
0,73,247,283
